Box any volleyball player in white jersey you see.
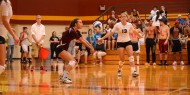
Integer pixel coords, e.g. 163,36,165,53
99,11,138,77
0,0,19,74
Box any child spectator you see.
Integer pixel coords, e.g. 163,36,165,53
93,41,106,65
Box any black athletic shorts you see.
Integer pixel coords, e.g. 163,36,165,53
172,39,182,52
20,46,30,53
117,41,132,48
0,36,5,44
131,42,139,51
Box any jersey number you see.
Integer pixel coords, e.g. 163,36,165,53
122,29,127,33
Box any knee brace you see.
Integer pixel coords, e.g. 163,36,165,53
84,51,88,56
0,36,5,44
129,56,134,62
68,61,76,68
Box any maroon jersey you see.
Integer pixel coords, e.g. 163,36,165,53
57,28,82,51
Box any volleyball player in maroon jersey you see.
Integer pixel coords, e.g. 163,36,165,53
56,18,94,83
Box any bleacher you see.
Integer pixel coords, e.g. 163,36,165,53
81,45,188,65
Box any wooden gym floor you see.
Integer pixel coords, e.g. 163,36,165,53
0,60,190,95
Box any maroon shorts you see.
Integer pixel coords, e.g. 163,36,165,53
159,39,168,53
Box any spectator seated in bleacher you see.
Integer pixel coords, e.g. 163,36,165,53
160,6,168,25
131,8,140,20
107,10,118,28
93,40,106,65
149,6,159,20
86,29,96,54
176,14,185,26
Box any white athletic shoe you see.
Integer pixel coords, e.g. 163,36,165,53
172,61,177,65
153,62,157,66
180,61,184,65
60,77,72,84
132,71,139,77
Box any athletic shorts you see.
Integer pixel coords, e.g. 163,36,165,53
0,36,5,44
131,42,139,52
159,39,168,53
117,41,132,48
172,39,182,52
75,43,82,51
31,43,40,57
20,46,30,53
55,44,68,56
21,44,29,52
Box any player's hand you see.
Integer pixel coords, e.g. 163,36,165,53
36,41,39,46
164,40,168,45
90,48,95,55
11,29,20,44
98,38,103,42
36,41,41,47
13,35,20,44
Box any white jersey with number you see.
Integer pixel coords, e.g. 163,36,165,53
111,22,133,42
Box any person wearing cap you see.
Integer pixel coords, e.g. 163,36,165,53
176,14,185,25
170,21,184,65
158,18,170,65
93,22,102,48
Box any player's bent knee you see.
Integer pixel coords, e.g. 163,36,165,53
129,56,134,62
68,61,76,68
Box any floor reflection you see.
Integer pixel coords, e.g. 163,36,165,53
0,60,189,95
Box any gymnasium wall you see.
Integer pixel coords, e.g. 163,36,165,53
9,0,190,58
10,0,190,24
12,0,190,16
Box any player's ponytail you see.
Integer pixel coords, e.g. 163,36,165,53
0,0,7,4
69,18,80,28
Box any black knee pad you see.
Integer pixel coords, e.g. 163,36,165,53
0,36,5,44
